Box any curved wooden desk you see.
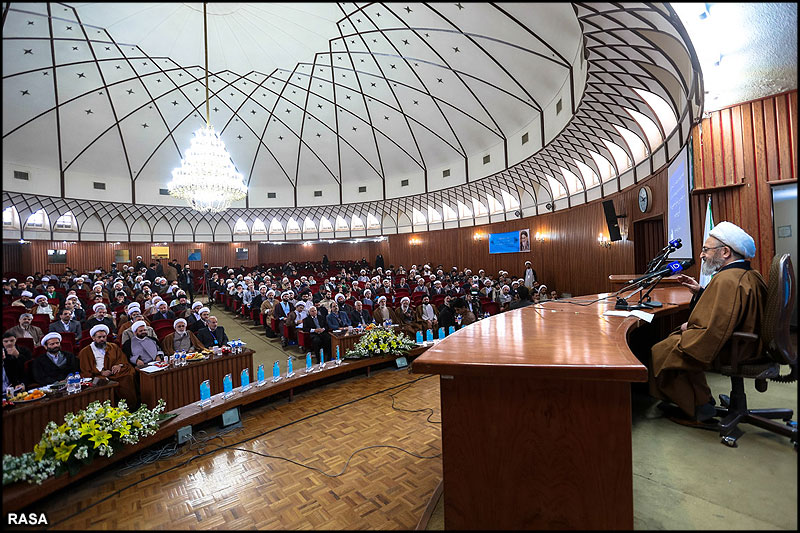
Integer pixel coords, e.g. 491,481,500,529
412,287,692,530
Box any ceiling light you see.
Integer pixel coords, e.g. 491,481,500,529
168,2,247,213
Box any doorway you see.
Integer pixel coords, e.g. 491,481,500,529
633,216,665,274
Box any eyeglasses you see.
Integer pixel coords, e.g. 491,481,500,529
701,245,725,253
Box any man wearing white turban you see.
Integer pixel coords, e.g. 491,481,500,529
32,332,80,386
11,290,35,309
650,221,767,427
86,302,116,336
33,294,56,321
162,318,206,356
78,324,138,408
122,321,164,368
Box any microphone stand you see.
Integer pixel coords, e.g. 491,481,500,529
615,272,668,310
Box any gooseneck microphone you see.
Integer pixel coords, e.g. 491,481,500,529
628,259,695,286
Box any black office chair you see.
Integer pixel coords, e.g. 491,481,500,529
712,254,797,448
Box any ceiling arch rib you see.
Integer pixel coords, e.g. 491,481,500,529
3,3,701,237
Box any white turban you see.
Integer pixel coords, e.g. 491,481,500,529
131,320,147,333
90,324,109,337
266,290,275,297
34,294,47,302
286,290,295,297
93,303,106,312
484,279,492,286
157,301,168,308
401,296,410,304
174,318,187,328
41,332,62,347
191,301,203,310
377,295,387,303
66,294,78,301
21,291,33,297
295,301,305,308
127,303,141,312
709,221,756,259
93,281,103,287
335,294,345,302
9,278,17,282
198,307,210,314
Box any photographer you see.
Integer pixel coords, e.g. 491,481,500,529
466,284,483,317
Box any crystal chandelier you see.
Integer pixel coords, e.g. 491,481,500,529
168,2,247,213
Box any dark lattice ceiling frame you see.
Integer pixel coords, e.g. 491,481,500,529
3,2,703,242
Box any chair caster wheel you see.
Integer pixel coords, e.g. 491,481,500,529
721,436,738,448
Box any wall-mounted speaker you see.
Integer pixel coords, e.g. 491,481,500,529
602,199,623,242
514,210,522,218
545,203,553,211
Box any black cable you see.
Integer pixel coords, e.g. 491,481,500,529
388,381,441,424
46,373,439,528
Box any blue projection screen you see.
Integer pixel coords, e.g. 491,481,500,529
489,229,530,254
667,143,693,259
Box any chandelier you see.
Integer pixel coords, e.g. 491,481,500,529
168,2,247,213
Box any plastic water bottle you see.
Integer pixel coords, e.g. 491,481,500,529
237,338,242,354
68,373,79,394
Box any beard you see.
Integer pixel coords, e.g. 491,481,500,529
94,341,107,349
47,346,60,354
701,254,725,276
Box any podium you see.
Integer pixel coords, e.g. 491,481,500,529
412,287,693,529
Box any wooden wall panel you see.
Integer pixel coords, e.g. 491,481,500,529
691,90,797,276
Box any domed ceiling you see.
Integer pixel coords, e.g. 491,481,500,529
3,2,704,241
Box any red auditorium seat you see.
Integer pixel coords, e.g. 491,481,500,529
15,337,34,353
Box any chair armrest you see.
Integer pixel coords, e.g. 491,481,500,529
729,331,760,373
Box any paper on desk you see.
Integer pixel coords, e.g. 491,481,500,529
138,365,167,373
630,310,655,323
602,309,654,323
603,310,631,318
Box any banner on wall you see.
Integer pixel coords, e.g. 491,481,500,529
188,249,202,262
235,247,249,261
114,249,130,263
150,246,169,259
488,229,530,254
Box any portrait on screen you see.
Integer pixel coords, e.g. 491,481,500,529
188,249,202,262
236,247,249,261
519,230,530,252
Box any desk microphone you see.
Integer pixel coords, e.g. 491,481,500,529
628,259,694,286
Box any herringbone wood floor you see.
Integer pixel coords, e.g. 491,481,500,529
33,368,443,530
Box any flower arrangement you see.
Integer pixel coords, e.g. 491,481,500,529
344,326,417,359
2,398,166,486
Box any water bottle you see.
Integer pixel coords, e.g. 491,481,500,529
287,355,294,377
68,373,79,394
66,373,73,394
237,338,242,354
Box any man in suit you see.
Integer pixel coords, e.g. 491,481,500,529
5,313,44,346
302,304,331,360
32,332,80,386
348,300,373,328
326,301,352,330
50,307,82,339
195,316,229,347
179,265,194,302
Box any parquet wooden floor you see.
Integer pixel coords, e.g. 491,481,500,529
31,368,443,530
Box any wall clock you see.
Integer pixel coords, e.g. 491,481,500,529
638,186,652,213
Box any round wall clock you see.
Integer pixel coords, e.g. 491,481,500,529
638,185,652,213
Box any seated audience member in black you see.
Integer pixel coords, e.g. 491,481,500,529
196,316,229,348
302,305,331,359
32,333,80,386
348,300,373,328
509,285,533,310
3,332,32,388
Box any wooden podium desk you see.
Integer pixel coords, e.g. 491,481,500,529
412,287,693,530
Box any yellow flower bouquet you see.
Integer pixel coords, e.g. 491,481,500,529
344,326,416,359
3,399,167,485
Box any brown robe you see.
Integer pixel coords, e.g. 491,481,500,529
650,262,766,417
117,316,150,338
161,331,206,356
78,342,138,409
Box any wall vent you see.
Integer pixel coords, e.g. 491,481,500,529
522,132,529,145
314,190,323,197
442,169,450,178
483,154,491,164
556,98,563,114
159,188,169,195
358,186,367,193
14,170,29,181
401,179,409,187
93,182,106,190
267,192,276,199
